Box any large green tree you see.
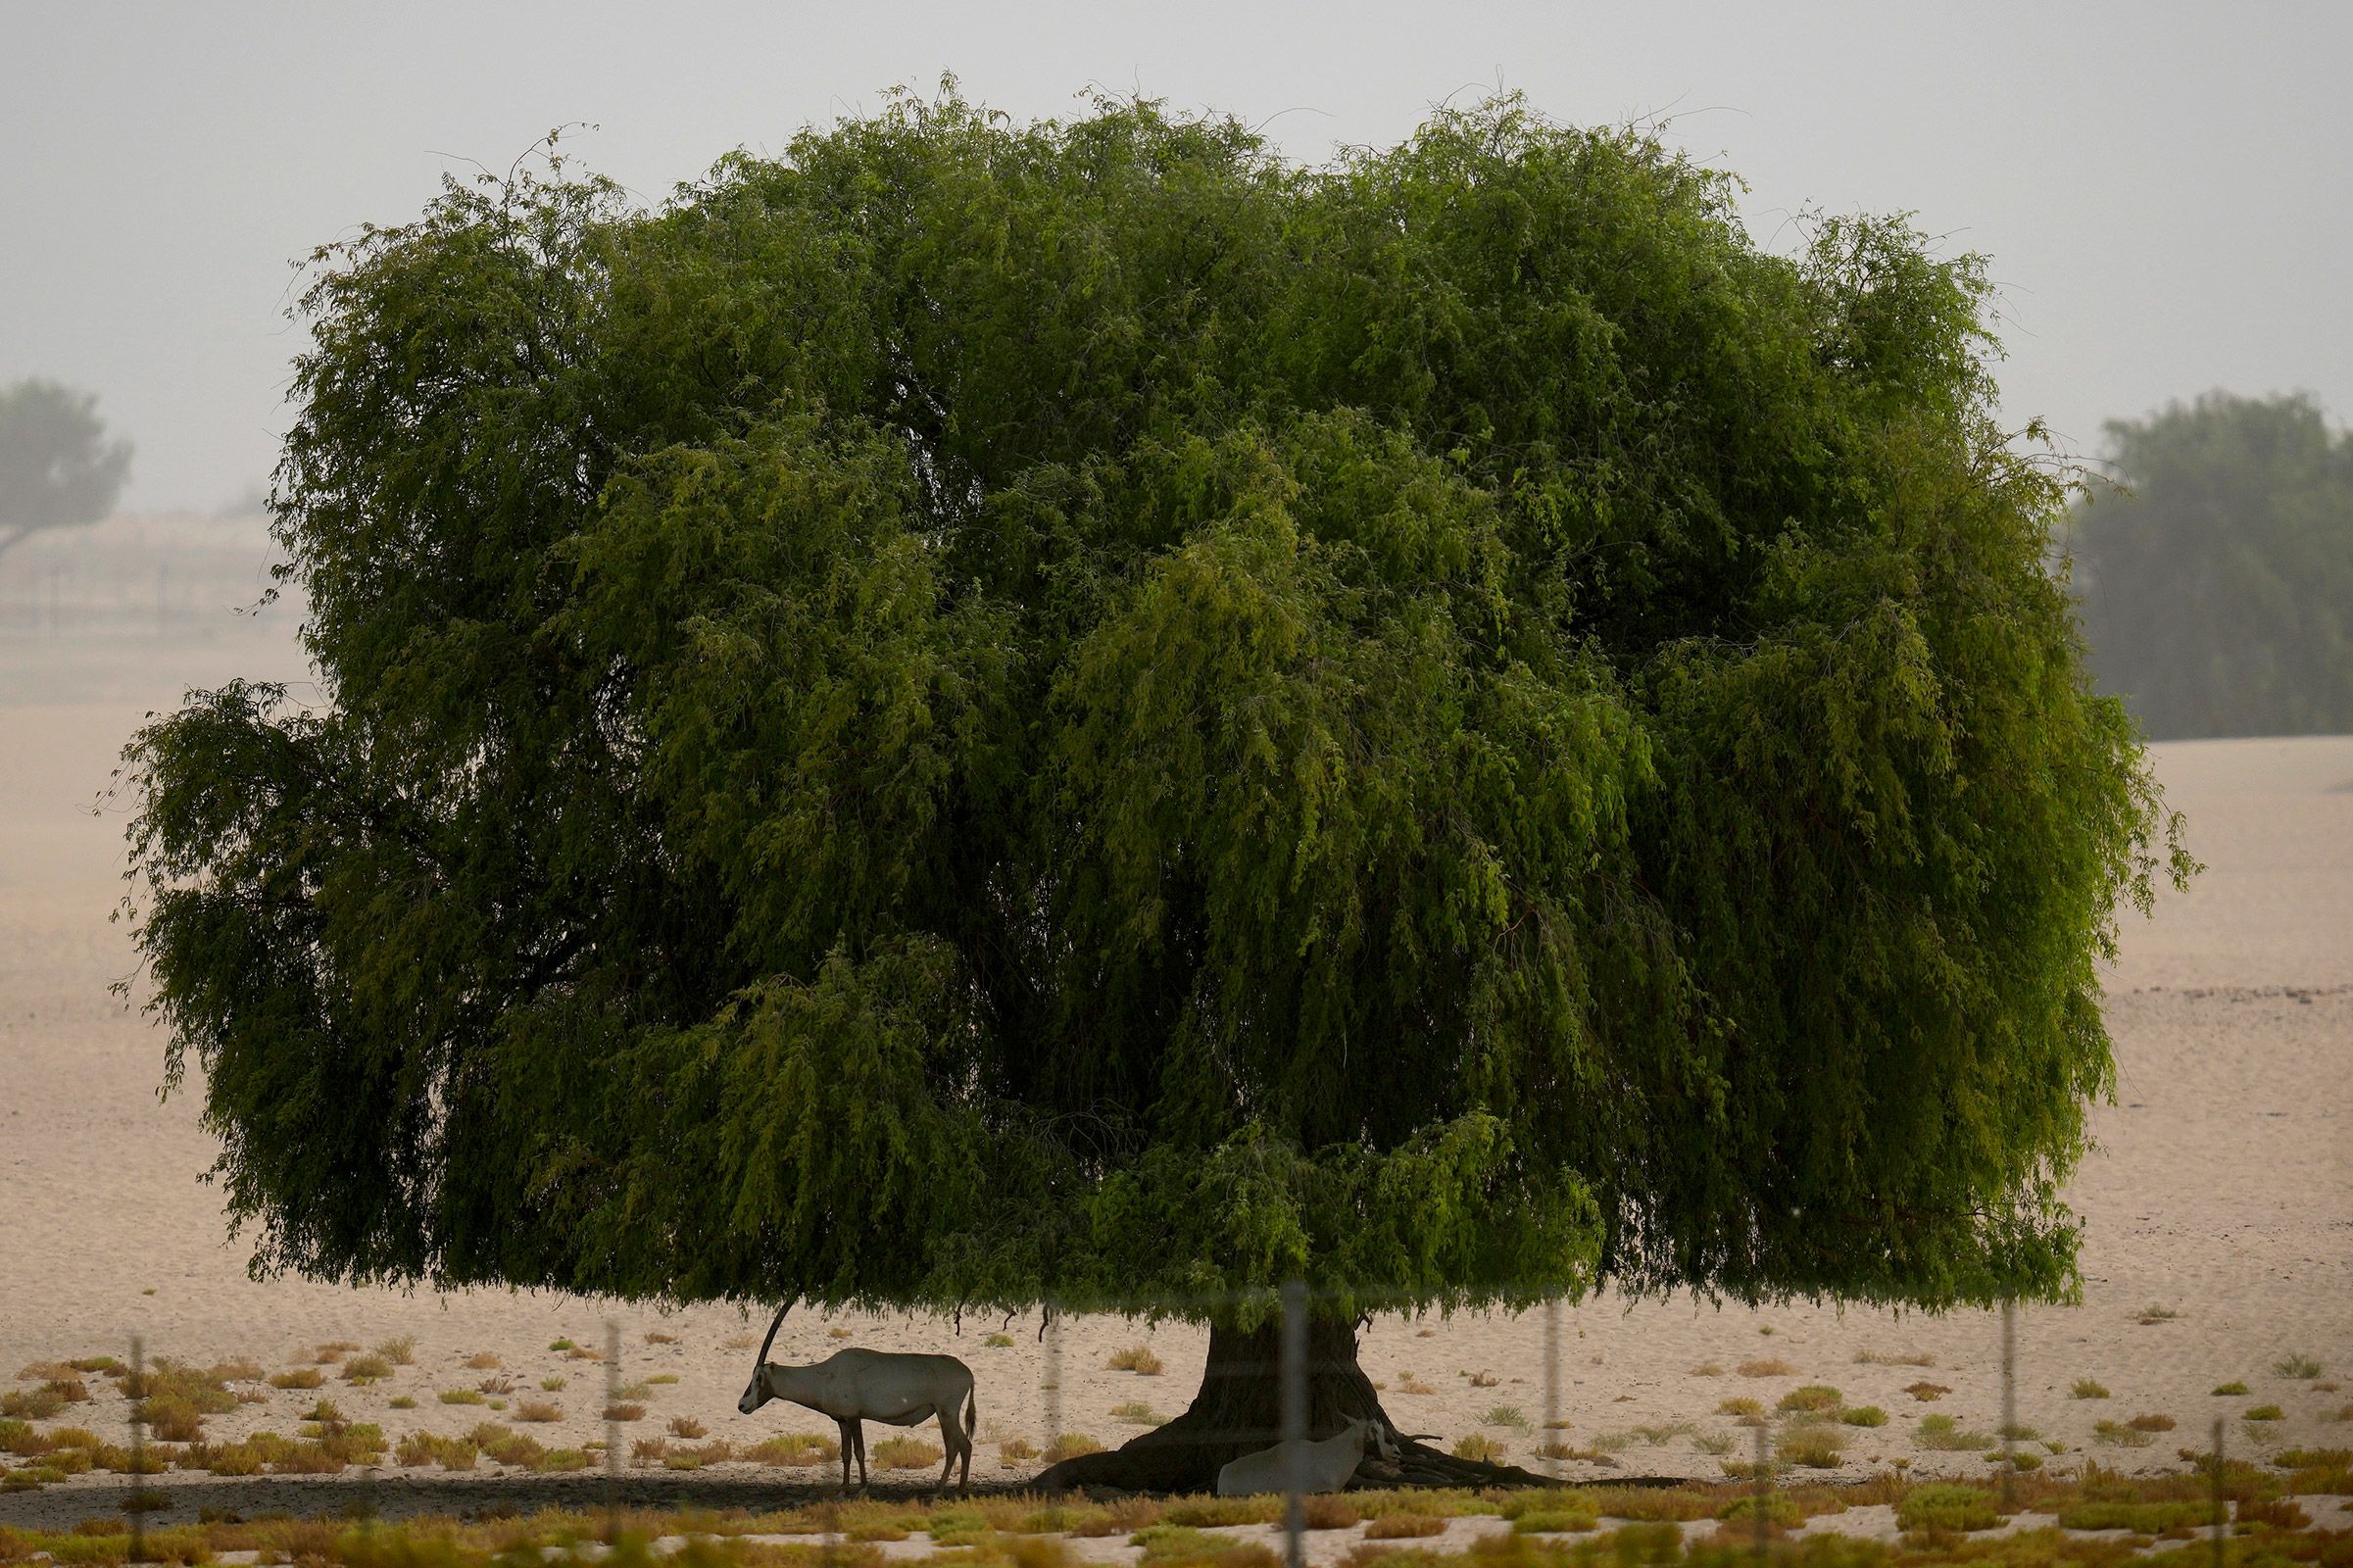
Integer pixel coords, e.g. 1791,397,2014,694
125,90,2185,1490
2069,391,2353,740
0,376,131,561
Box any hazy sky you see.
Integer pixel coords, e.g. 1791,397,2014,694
4,2,2347,512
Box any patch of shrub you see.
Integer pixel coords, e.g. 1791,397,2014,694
1717,1396,1764,1420
1856,1349,1936,1367
1904,1382,1952,1401
1839,1406,1887,1427
2128,1413,2176,1432
2244,1405,2284,1421
1043,1432,1103,1462
645,1330,678,1345
514,1399,562,1422
2056,1500,2221,1532
998,1436,1039,1462
666,1416,707,1439
464,1352,502,1370
386,1396,417,1410
373,1337,416,1365
604,1403,646,1422
439,1389,486,1405
2213,1381,2250,1396
2071,1379,2111,1399
1897,1485,2000,1533
984,1334,1016,1348
1111,1401,1162,1425
1511,1501,1601,1534
1107,1346,1165,1375
1737,1359,1795,1379
744,1431,839,1466
2276,1354,2324,1380
2092,1419,2155,1447
1450,1434,1505,1462
1776,1386,1841,1414
1481,1404,1529,1429
1301,1496,1361,1531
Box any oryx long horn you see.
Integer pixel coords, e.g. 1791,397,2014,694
753,1300,793,1367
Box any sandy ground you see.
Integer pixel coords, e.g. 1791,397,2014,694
2,630,2348,1530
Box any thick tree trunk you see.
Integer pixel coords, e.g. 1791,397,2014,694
1031,1316,1556,1494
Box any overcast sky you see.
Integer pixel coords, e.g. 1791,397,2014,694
4,1,2347,512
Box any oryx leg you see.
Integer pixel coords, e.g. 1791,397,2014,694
834,1416,859,1489
935,1405,966,1492
852,1419,868,1489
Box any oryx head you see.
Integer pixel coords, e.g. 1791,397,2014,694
737,1300,791,1415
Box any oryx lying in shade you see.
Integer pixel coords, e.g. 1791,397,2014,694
1216,1416,1400,1496
736,1303,979,1490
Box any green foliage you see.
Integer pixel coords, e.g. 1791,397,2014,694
124,86,2182,1325
2069,390,2353,739
0,377,130,560
1896,1486,2000,1533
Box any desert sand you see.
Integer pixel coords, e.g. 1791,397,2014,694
2,624,2347,1528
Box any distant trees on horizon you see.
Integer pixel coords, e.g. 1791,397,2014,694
0,377,132,564
2068,390,2353,742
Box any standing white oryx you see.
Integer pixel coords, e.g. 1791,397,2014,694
736,1303,979,1491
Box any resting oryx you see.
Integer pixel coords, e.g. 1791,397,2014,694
736,1304,978,1490
1215,1416,1400,1496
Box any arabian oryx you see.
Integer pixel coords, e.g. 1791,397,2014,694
736,1304,979,1490
1215,1416,1401,1496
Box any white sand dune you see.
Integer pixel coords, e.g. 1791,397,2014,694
2,640,2347,1522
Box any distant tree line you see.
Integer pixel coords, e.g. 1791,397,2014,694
2070,391,2353,740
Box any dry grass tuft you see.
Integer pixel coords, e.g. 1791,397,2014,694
1855,1349,1936,1367
477,1376,515,1396
2135,1304,2181,1325
1107,1345,1166,1375
1300,1495,1361,1530
1043,1432,1103,1462
720,1331,758,1350
998,1436,1040,1462
1467,1370,1500,1389
1903,1381,1952,1401
872,1435,942,1469
2276,1354,2324,1380
514,1398,563,1423
1450,1433,1505,1462
1111,1400,1163,1425
463,1351,502,1370
339,1354,393,1385
604,1403,646,1422
1776,1385,1841,1414
439,1390,486,1405
312,1341,362,1364
1364,1514,1447,1540
744,1431,839,1466
2212,1380,2250,1396
540,1376,566,1391
665,1416,707,1439
372,1337,416,1365
2127,1412,2177,1432
2091,1418,2156,1447
645,1330,678,1346
827,1326,853,1341
564,1345,604,1361
1737,1358,1796,1379
2071,1378,2111,1398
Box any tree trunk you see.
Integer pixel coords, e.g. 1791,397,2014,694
1030,1315,1556,1494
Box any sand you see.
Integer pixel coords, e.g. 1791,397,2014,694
2,631,2348,1528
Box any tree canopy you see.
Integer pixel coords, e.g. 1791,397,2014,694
0,376,130,560
125,89,2185,1329
2069,390,2353,740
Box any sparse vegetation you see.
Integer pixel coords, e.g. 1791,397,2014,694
1716,1396,1764,1420
1107,1346,1165,1375
1904,1382,1952,1401
984,1333,1016,1348
2126,1413,2175,1432
388,1395,417,1409
1365,1514,1448,1540
2135,1304,2181,1325
373,1337,417,1365
645,1330,678,1345
827,1326,853,1341
1451,1434,1505,1462
1776,1428,1848,1467
2091,1418,2155,1447
477,1376,515,1395
666,1416,707,1439
1482,1404,1529,1429
1111,1400,1162,1425
1840,1406,1887,1428
2213,1380,2250,1396
1897,1485,2000,1533
268,1367,323,1390
2070,1378,2110,1399
1043,1432,1103,1462
514,1398,563,1422
604,1402,647,1421
439,1389,486,1405
464,1352,502,1370
1692,1431,1736,1455
1856,1349,1936,1367
2244,1404,2284,1420
548,1339,576,1351
999,1436,1040,1462
1688,1363,1723,1377
2276,1354,2324,1380
1738,1358,1795,1378
1467,1371,1500,1388
1916,1414,1996,1451
540,1375,566,1391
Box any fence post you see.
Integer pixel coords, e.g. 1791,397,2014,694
127,1327,146,1563
1544,1298,1561,1480
2211,1418,2227,1568
605,1320,621,1541
1751,1420,1770,1568
1044,1298,1062,1456
1999,1300,2017,1508
1281,1280,1307,1568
